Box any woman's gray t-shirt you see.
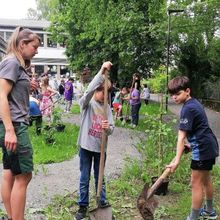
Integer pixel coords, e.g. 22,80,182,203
0,56,30,124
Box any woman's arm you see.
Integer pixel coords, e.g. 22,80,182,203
0,79,17,151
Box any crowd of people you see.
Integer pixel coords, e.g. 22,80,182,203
0,26,218,220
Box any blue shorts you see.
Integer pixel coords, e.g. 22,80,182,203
0,122,33,175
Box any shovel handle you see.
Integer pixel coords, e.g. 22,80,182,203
146,158,176,199
97,69,109,200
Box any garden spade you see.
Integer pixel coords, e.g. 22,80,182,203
89,69,113,220
137,158,175,220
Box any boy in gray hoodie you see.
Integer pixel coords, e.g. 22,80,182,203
75,61,114,220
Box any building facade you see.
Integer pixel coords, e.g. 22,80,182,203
0,35,6,61
0,18,69,79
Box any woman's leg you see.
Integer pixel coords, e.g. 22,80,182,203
131,103,141,125
11,173,32,220
1,169,14,219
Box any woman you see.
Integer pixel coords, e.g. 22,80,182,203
129,74,141,127
0,27,40,220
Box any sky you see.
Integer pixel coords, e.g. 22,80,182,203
0,0,37,19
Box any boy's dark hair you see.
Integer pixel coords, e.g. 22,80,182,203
168,76,191,95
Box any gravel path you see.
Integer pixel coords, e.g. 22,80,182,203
0,114,143,219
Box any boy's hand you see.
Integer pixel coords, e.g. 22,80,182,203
102,120,110,130
166,160,179,173
101,61,113,73
184,143,191,154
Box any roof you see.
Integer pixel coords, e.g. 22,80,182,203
0,18,50,30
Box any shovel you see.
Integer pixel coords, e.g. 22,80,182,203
137,158,175,220
89,69,113,220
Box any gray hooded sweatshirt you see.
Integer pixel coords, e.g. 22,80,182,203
77,70,114,153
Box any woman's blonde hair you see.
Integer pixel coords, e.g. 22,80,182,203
6,26,41,68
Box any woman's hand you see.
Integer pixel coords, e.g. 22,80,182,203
30,79,39,92
5,128,17,152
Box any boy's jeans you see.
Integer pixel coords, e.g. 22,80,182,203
78,147,107,207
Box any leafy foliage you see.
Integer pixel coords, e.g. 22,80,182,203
168,0,220,97
48,0,166,83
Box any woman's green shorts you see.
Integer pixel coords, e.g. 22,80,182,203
0,122,33,175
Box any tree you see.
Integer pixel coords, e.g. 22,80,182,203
48,0,167,85
168,0,220,97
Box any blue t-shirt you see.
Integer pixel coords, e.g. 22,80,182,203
29,101,41,116
179,98,219,161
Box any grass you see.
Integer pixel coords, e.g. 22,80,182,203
1,101,220,219
115,101,161,131
70,103,80,114
41,101,220,219
30,122,79,164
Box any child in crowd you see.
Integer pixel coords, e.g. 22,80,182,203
40,76,58,121
58,79,65,97
29,95,42,135
142,84,150,105
64,77,74,113
75,61,114,220
112,86,129,120
166,76,219,220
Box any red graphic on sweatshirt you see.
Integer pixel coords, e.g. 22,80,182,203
88,114,104,138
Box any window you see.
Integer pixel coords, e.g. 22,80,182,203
47,35,57,48
6,32,12,40
37,33,44,47
0,31,4,39
35,65,44,75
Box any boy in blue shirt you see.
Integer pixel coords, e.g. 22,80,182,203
29,95,42,135
167,76,219,220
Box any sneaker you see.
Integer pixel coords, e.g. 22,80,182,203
199,206,217,219
100,201,110,208
184,216,191,220
74,206,87,220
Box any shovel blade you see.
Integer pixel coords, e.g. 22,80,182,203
137,183,159,220
89,206,113,220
